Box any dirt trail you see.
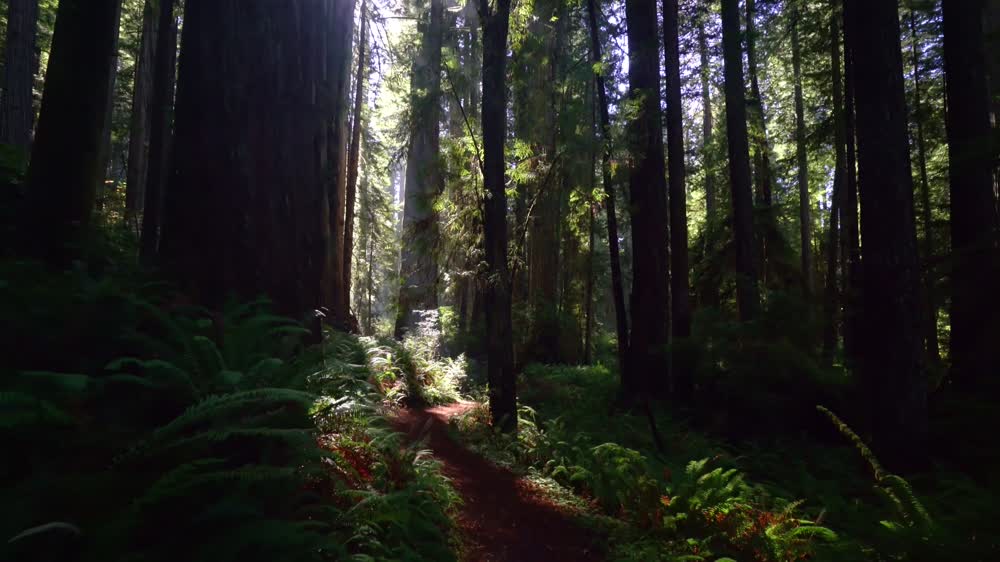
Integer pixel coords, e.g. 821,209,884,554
392,402,604,562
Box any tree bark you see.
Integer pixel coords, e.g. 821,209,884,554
480,0,516,432
943,0,1000,388
822,1,845,364
344,0,368,326
721,0,760,321
624,0,670,395
585,0,630,387
987,0,1000,234
746,0,773,208
139,0,178,262
125,0,158,221
792,10,811,295
396,0,444,338
847,0,926,471
95,5,123,210
841,0,861,366
907,7,941,365
663,0,691,398
697,14,720,308
1,0,39,152
23,0,123,264
327,0,358,327
161,0,347,327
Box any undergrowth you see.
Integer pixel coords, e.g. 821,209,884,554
0,260,458,562
447,362,1000,561
362,309,465,407
448,365,838,561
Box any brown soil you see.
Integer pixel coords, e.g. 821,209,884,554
392,402,605,562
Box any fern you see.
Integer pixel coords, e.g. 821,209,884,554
817,405,935,538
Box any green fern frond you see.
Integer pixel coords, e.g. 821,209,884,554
816,405,886,481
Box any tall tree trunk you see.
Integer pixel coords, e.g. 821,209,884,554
481,0,516,432
1,0,39,152
907,7,941,365
327,0,358,327
584,200,595,365
624,0,670,396
95,5,123,211
792,10,812,295
847,0,926,471
585,0,630,386
521,0,565,362
746,0,773,207
663,0,691,398
721,0,760,321
697,14,719,308
396,0,444,338
841,0,861,366
987,1,1000,234
943,0,1000,388
344,0,368,326
23,0,123,264
823,1,845,364
139,0,178,262
161,0,346,327
125,0,158,223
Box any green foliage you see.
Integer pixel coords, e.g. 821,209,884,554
363,310,465,407
816,406,948,560
448,364,835,562
686,293,850,439
1,261,457,562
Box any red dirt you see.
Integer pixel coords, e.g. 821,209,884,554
392,402,605,562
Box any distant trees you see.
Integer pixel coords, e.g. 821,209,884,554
397,0,444,337
791,6,811,295
124,0,158,222
23,0,122,263
585,0,629,384
5,0,994,462
344,0,369,325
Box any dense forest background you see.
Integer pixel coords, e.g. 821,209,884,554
1,0,998,560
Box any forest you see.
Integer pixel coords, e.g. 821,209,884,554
0,0,998,560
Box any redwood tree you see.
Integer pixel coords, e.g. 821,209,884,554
138,0,178,261
23,0,123,263
943,0,1000,388
125,0,159,220
344,0,368,324
396,0,444,337
624,0,670,395
847,0,926,470
721,0,760,321
160,0,350,325
1,0,39,152
663,0,691,397
480,0,516,431
585,0,630,387
791,7,811,295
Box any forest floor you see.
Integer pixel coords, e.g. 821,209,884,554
392,402,605,562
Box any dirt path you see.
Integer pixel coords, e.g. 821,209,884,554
392,402,604,562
